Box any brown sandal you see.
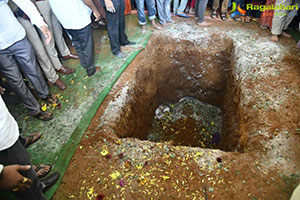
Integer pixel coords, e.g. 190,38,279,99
42,94,58,104
34,111,53,121
24,132,42,148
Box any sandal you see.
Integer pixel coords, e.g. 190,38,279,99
42,94,58,104
176,12,190,18
24,132,42,148
211,10,217,19
32,164,52,179
220,12,228,21
34,110,53,121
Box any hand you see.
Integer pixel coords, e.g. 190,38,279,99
0,86,5,95
104,0,116,13
0,165,32,191
93,10,101,22
40,25,52,45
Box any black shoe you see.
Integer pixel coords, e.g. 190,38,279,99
121,41,136,46
211,10,217,19
41,172,60,193
220,12,228,21
113,52,127,58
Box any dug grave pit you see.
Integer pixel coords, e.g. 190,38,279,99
112,34,241,152
55,23,300,200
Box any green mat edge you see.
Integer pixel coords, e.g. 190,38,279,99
45,34,152,199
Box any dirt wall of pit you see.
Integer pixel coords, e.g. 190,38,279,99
110,33,244,152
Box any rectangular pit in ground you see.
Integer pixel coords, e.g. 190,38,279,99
107,34,243,152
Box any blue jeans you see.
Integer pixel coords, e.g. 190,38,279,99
156,0,171,24
136,0,157,25
173,0,188,14
195,0,209,23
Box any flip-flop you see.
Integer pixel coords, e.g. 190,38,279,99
24,132,42,148
34,111,53,121
33,164,52,179
176,13,190,18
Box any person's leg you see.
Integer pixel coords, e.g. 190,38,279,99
50,10,71,57
18,136,26,146
191,0,196,8
36,1,63,71
135,0,147,25
173,0,179,14
165,0,172,21
17,17,59,84
221,0,229,13
197,0,209,23
156,0,167,24
66,26,96,76
12,38,49,99
283,0,300,30
0,53,41,116
177,0,189,13
146,0,157,21
212,0,220,10
105,9,121,54
195,0,199,17
0,140,46,200
271,0,293,36
118,0,130,45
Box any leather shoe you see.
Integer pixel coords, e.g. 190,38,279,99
114,52,127,58
63,53,78,60
55,78,66,90
121,41,136,46
57,66,75,74
41,172,60,193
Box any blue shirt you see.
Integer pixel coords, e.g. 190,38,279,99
0,0,46,50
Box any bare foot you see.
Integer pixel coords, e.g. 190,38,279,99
32,164,52,178
260,25,268,30
161,23,168,28
282,31,292,38
167,19,174,23
141,25,146,34
270,35,279,43
151,20,162,30
197,21,211,26
95,66,101,73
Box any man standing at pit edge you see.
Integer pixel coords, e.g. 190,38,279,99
271,0,300,42
48,0,102,77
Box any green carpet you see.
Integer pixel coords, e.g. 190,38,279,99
1,14,152,199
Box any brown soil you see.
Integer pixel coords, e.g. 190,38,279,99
54,18,300,200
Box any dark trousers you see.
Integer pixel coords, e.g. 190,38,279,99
0,140,46,200
0,38,47,115
195,0,209,23
66,25,96,76
102,0,129,54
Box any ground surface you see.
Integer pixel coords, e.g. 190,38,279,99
1,14,152,199
54,16,300,200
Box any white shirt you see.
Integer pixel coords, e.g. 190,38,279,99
0,0,47,50
0,95,19,151
48,0,92,30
